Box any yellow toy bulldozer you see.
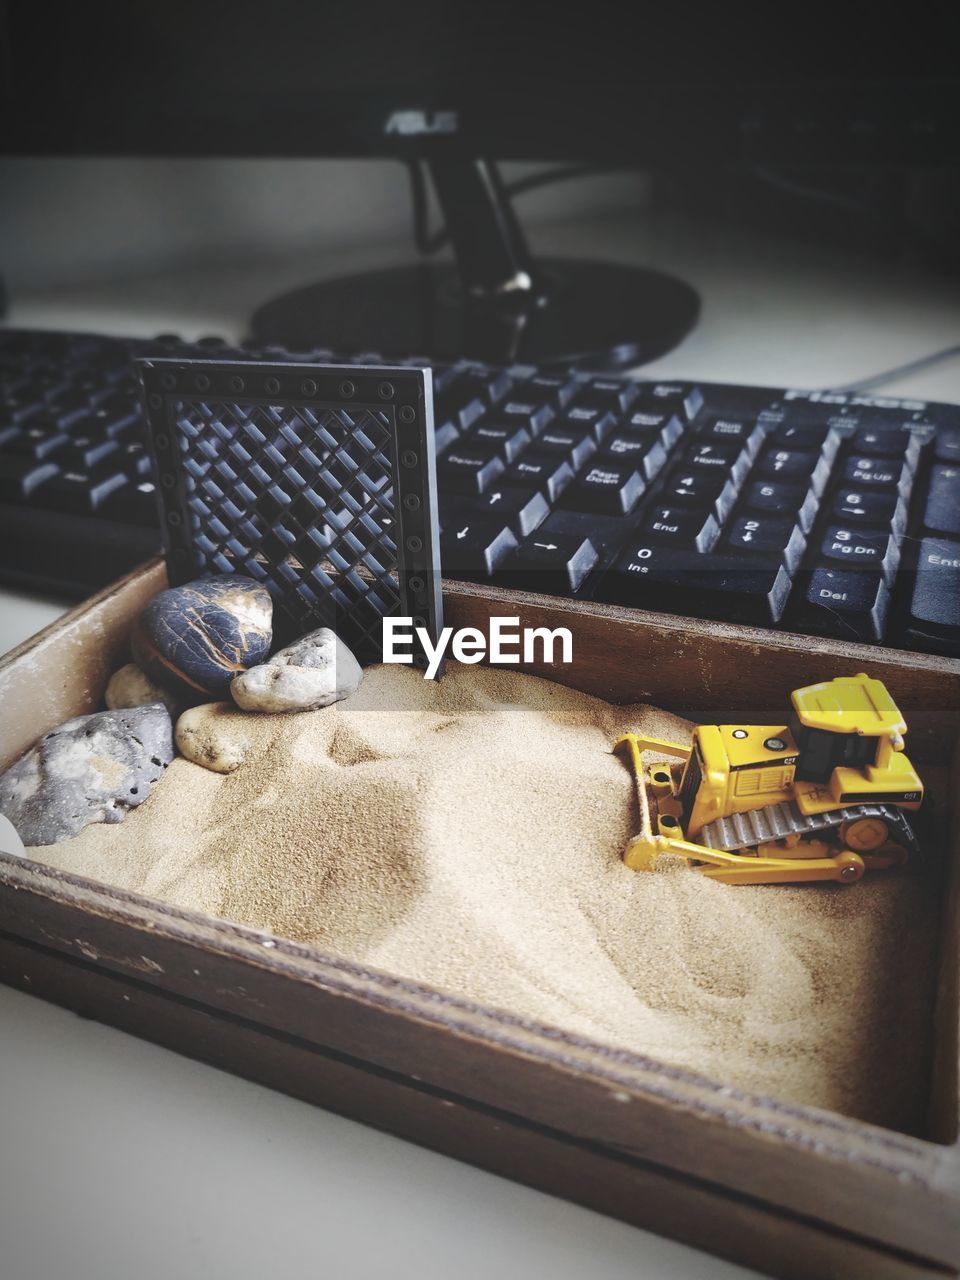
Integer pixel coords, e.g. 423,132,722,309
614,674,922,885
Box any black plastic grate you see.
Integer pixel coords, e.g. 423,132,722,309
137,359,442,667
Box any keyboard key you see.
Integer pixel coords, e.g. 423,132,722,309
560,462,645,516
902,538,960,652
624,410,683,450
851,426,912,458
438,449,505,496
117,440,153,478
573,378,638,415
59,434,120,468
832,487,899,525
682,440,743,471
7,425,69,460
934,427,960,464
757,447,819,481
497,400,555,436
922,464,960,536
660,466,728,506
538,508,634,556
441,485,548,538
469,423,531,462
500,532,598,594
632,383,703,421
599,433,667,481
770,424,833,450
796,567,890,643
841,455,908,489
100,478,160,525
0,457,59,502
698,415,756,444
522,373,577,409
556,405,617,443
502,452,573,502
433,420,459,454
101,409,142,440
599,545,794,626
448,362,514,405
723,514,806,570
743,479,805,513
636,505,718,552
820,523,899,585
33,465,127,513
441,519,518,578
535,427,596,470
435,389,485,434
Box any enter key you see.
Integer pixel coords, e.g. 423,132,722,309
900,537,960,656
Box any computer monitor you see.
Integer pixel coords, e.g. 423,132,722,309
3,2,959,367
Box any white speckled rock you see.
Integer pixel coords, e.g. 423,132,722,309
175,703,254,774
0,814,24,858
0,705,174,846
106,663,183,718
231,628,362,712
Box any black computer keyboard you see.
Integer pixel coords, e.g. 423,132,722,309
2,327,959,658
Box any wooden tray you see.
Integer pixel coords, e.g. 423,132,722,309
1,559,958,1280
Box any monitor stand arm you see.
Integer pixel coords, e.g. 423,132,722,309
429,159,537,298
250,157,699,370
423,158,547,361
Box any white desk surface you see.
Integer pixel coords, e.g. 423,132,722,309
2,211,959,1280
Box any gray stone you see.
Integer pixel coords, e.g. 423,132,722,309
105,662,183,718
0,705,175,847
231,627,362,712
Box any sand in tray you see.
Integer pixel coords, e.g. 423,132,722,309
35,662,940,1134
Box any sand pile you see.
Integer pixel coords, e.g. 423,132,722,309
35,662,938,1134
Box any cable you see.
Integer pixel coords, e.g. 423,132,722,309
407,160,621,256
829,343,960,393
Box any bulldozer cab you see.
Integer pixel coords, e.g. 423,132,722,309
789,674,907,785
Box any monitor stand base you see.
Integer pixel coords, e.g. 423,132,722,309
251,158,700,370
251,258,699,371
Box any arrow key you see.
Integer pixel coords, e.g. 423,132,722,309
723,513,806,570
440,484,549,538
499,532,598,595
440,519,518,579
832,487,899,526
819,523,900,585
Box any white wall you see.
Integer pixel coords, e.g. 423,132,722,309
0,158,653,294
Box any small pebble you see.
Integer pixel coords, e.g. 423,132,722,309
106,662,182,718
0,705,174,846
231,627,362,712
131,574,272,698
176,703,254,774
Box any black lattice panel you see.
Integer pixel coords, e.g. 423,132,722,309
137,360,442,667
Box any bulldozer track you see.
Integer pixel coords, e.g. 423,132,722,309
700,801,918,858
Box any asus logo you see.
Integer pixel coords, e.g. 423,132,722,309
384,109,459,137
